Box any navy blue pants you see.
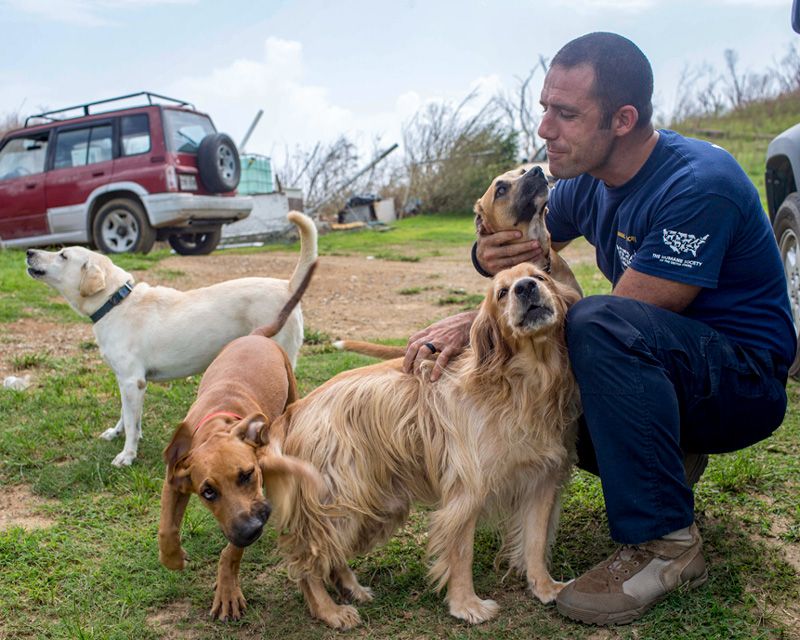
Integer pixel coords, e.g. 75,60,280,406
566,296,789,544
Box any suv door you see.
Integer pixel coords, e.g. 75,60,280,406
112,112,165,193
45,121,115,232
0,131,50,240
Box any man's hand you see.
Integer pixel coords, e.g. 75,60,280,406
403,311,477,381
475,222,544,275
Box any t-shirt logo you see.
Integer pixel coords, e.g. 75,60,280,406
662,229,709,257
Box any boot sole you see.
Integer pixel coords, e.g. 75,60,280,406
556,570,709,626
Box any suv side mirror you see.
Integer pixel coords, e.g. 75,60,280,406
794,0,800,34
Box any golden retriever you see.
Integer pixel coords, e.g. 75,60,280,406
258,262,582,629
25,211,316,467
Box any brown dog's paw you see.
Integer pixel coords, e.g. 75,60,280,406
210,583,247,622
159,546,188,571
529,577,568,604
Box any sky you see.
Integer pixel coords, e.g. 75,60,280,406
0,0,796,168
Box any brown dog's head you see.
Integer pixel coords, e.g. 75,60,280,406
165,414,273,548
473,165,551,258
470,262,580,370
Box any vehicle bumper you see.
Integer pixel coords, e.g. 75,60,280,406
143,193,253,228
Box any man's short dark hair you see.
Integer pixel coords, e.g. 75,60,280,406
551,32,653,130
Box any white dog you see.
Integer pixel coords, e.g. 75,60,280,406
26,211,317,467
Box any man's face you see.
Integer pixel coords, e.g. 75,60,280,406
537,63,616,180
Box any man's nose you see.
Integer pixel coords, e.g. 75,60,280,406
538,111,555,140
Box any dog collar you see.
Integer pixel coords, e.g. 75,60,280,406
90,281,135,324
193,411,243,435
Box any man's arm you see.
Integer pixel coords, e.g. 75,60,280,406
613,267,701,312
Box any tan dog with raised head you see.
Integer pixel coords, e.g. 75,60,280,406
158,262,322,622
267,262,582,629
474,165,582,295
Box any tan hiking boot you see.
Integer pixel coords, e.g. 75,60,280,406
556,523,708,625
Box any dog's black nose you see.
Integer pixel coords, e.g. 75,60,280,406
26,249,34,258
514,278,538,299
531,165,544,177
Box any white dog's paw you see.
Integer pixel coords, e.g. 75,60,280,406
111,451,136,467
347,584,373,603
529,578,569,604
100,427,121,441
449,596,499,624
320,604,361,630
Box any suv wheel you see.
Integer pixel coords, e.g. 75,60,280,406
92,198,156,254
197,133,241,193
167,228,222,255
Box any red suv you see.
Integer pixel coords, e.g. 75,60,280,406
0,92,252,254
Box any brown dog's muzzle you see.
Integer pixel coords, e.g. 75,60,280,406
227,500,271,547
512,167,549,226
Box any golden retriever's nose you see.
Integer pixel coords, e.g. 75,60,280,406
514,278,539,301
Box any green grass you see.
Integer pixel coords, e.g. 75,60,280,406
1,98,799,637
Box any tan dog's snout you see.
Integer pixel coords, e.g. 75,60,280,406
228,499,271,548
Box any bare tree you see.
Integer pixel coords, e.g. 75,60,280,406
493,56,549,162
0,111,23,138
775,43,800,94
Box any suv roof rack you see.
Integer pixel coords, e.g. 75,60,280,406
24,91,195,127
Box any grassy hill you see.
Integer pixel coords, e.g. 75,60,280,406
671,90,800,210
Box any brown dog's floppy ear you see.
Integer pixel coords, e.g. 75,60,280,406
232,412,270,447
470,297,512,374
79,261,106,297
163,422,194,493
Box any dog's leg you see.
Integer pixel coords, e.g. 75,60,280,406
299,575,361,630
211,543,247,621
429,498,499,624
332,565,373,603
521,475,568,604
112,376,146,467
158,480,190,570
99,415,124,441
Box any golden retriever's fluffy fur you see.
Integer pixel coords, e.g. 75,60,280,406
259,262,582,629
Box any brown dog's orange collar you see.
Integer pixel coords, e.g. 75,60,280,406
193,411,243,434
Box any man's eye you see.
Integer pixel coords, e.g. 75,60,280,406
559,111,577,120
201,486,218,501
497,288,508,300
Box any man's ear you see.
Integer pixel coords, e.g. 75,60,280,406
612,105,639,137
79,261,106,297
163,422,193,493
232,412,270,447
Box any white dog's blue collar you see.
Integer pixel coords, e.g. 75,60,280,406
90,282,134,324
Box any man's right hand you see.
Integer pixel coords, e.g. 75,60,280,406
475,225,544,275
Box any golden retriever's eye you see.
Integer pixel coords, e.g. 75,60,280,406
497,287,508,300
533,275,546,282
238,468,255,486
201,485,218,501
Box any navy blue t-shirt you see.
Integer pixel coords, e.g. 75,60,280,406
547,129,796,364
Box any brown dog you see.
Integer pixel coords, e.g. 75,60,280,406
474,165,582,295
158,262,321,622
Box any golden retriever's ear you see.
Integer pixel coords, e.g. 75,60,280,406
470,300,512,373
163,422,193,493
79,261,106,297
555,281,582,310
233,413,269,447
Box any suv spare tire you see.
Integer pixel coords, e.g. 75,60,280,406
167,228,222,255
92,197,156,254
197,133,241,193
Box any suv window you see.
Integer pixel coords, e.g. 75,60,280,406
0,132,49,180
53,124,112,169
163,109,215,153
121,114,151,156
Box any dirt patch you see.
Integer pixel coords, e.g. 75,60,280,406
146,600,200,640
0,485,56,531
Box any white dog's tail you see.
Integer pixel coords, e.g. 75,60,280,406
287,211,318,295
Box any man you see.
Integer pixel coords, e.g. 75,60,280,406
403,32,795,625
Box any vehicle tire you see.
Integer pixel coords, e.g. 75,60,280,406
92,198,156,254
197,133,240,193
167,228,222,255
773,192,800,379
